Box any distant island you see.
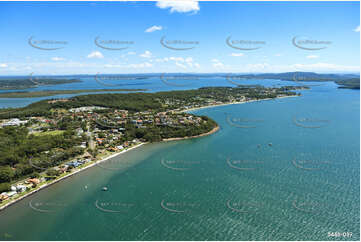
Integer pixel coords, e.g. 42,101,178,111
223,71,359,82
0,88,148,98
335,78,360,89
0,72,358,90
225,72,359,89
0,78,82,90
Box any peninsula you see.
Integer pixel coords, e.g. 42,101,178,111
0,78,82,90
0,85,307,210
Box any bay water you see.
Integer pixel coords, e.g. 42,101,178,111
0,80,359,240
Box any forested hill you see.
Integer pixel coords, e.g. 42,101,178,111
335,78,360,89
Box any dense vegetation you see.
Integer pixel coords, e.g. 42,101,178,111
0,88,146,98
0,126,84,191
111,115,217,143
0,86,300,187
0,78,81,90
0,86,298,119
224,71,359,83
335,78,360,89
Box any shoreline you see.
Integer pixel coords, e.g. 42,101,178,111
181,95,298,113
0,94,296,212
0,143,145,211
161,125,220,142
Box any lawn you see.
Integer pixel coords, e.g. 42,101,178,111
32,130,65,136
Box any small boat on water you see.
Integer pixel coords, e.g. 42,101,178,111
102,187,108,191
268,143,273,147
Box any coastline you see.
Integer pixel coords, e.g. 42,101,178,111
0,94,296,212
162,125,220,142
181,95,298,113
0,143,145,211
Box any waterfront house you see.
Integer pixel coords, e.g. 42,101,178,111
16,185,27,193
67,161,81,168
27,178,40,185
107,147,117,152
0,193,9,201
6,191,17,197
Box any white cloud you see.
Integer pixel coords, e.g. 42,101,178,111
185,57,193,63
140,50,152,58
213,62,224,68
51,57,65,61
291,63,359,72
87,51,104,59
306,55,319,59
128,62,153,68
155,57,170,62
167,57,197,68
245,63,270,70
145,25,163,33
170,57,185,62
211,58,224,68
216,62,359,73
175,62,187,69
230,53,244,57
104,64,122,68
353,25,360,32
156,0,199,13
274,53,282,57
158,56,195,64
127,51,136,55
0,63,8,68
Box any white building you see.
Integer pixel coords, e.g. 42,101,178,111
7,191,17,197
1,118,28,127
16,185,27,192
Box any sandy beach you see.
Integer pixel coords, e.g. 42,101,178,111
162,125,220,142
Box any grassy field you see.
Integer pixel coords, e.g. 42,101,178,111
32,130,65,136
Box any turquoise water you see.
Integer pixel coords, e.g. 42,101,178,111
0,81,359,240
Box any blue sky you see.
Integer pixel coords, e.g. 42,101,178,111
0,1,359,75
